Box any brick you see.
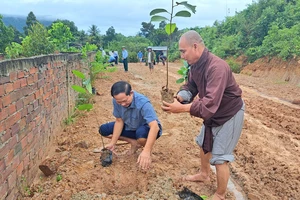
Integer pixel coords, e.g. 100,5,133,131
19,118,26,131
11,123,20,136
0,121,6,133
0,107,8,121
0,181,8,200
7,170,17,189
34,90,41,100
7,104,16,115
5,150,14,166
27,131,34,144
33,100,39,109
6,188,18,200
17,71,25,79
2,95,11,107
20,78,27,88
13,79,21,90
29,67,38,74
16,161,23,176
0,141,10,160
0,85,4,97
0,76,10,84
20,108,28,118
10,91,23,104
37,79,45,89
14,143,22,156
15,99,23,111
23,154,29,168
0,129,11,144
9,72,17,82
26,75,35,85
5,112,21,128
4,83,14,94
23,94,34,106
27,104,34,114
20,87,31,96
20,136,27,149
0,158,5,171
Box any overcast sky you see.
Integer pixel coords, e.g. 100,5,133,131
1,0,254,36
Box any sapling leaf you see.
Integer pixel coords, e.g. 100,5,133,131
86,83,92,94
176,1,196,14
77,104,93,111
174,10,191,17
72,70,85,79
150,8,169,16
165,23,176,35
72,85,86,93
151,15,169,22
176,78,185,83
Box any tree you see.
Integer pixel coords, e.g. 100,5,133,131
51,19,79,37
103,26,116,48
140,22,155,38
48,22,74,51
88,25,101,47
22,23,54,57
23,11,39,35
10,26,23,44
0,15,14,53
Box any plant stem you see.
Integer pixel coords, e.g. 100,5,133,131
166,0,175,90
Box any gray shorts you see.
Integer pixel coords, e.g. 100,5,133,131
148,62,154,69
196,102,245,165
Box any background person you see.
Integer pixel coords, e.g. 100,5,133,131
122,46,128,72
147,48,156,73
137,50,143,64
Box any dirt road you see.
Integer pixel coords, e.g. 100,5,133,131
26,62,300,200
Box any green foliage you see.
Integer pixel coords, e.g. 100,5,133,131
56,174,62,182
226,58,241,73
194,0,300,62
22,23,55,57
5,42,23,59
261,24,300,60
81,42,98,59
0,15,14,53
48,22,74,51
176,60,190,83
63,115,75,125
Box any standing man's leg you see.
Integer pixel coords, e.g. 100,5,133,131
125,58,128,72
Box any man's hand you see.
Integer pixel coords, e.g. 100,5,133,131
105,142,115,151
137,150,152,171
161,98,190,113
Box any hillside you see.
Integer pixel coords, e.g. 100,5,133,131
2,14,53,32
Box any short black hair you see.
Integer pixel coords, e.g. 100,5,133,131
111,81,131,97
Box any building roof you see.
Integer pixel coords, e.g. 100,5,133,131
148,46,168,51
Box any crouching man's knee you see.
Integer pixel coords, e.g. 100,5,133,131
99,124,111,137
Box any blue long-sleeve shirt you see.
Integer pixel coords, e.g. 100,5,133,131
122,49,128,59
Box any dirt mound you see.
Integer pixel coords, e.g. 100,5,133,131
241,57,300,85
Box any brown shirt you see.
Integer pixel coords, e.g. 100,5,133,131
181,48,243,153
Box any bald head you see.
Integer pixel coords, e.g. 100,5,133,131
180,30,205,47
178,30,206,65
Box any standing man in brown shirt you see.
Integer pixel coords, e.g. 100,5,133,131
162,30,245,200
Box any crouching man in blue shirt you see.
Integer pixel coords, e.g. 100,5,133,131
99,81,162,170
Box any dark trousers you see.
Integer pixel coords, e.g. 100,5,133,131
123,58,128,71
114,56,118,64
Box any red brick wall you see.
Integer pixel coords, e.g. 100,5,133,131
0,53,95,200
